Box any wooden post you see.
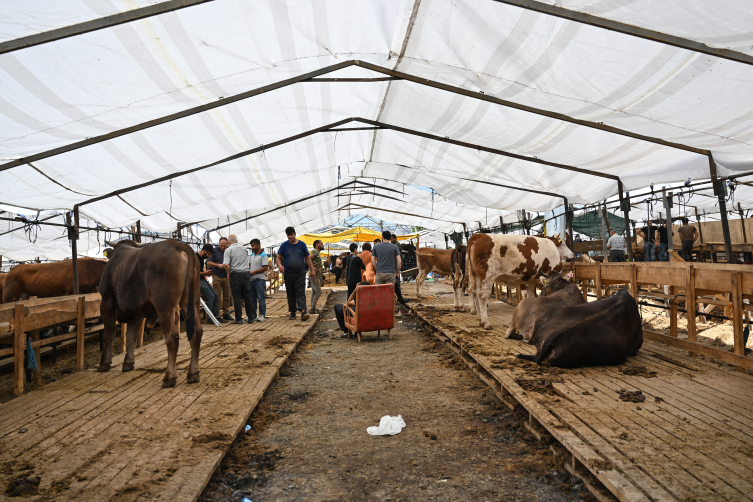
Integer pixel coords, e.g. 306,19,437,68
686,265,697,357
135,220,142,243
120,323,127,353
14,304,24,396
76,296,85,371
630,264,638,301
732,272,745,356
669,284,678,337
137,319,146,348
176,223,182,241
595,263,602,300
30,329,41,384
694,207,705,244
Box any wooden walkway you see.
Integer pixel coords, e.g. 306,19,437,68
0,290,329,501
412,283,753,502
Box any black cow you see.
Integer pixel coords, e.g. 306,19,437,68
505,271,584,340
98,239,203,387
518,289,642,367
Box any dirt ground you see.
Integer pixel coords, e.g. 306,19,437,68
200,291,592,502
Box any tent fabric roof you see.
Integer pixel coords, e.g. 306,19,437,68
2,0,753,260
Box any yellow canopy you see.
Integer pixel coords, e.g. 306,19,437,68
298,226,419,245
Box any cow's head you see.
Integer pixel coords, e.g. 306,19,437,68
550,233,575,260
539,269,572,295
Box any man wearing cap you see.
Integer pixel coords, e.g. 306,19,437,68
197,244,221,322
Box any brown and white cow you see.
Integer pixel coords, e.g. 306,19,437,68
464,233,574,329
415,248,454,298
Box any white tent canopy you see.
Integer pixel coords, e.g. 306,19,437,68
2,0,753,260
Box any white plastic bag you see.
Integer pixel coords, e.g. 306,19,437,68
367,415,406,436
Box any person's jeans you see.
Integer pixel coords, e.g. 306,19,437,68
334,267,342,283
659,243,669,262
310,274,321,311
609,250,625,263
199,279,219,317
248,279,266,319
334,303,347,333
211,276,232,316
347,281,358,301
644,242,656,262
229,272,253,321
284,271,307,313
682,240,694,261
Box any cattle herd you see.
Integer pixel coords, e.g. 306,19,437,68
0,233,643,389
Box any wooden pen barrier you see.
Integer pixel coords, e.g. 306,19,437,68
0,293,101,396
562,261,753,371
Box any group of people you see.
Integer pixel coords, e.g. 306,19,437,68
196,227,410,327
604,217,699,262
196,235,269,325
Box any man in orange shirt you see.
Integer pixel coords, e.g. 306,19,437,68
359,243,375,284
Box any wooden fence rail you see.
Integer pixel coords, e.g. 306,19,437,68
560,261,753,371
0,293,101,396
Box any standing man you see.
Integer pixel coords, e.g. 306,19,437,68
637,220,657,262
222,235,253,324
197,244,221,322
372,231,402,295
656,221,672,262
389,233,409,305
248,239,269,323
276,227,316,321
345,243,365,299
606,230,626,263
309,240,326,314
678,217,699,261
208,237,233,321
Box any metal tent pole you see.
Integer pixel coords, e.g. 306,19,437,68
738,203,748,243
600,204,609,260
618,182,633,262
67,209,80,295
709,154,735,263
662,187,674,255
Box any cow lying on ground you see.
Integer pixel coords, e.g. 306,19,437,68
518,289,642,367
450,245,467,311
415,248,454,298
505,270,583,340
2,258,108,303
464,233,574,329
98,239,203,388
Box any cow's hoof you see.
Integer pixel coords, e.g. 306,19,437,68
187,372,200,384
96,363,111,372
122,362,135,372
484,325,493,330
162,377,177,388
479,322,485,327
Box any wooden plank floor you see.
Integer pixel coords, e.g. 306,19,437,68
0,289,329,501
412,283,753,502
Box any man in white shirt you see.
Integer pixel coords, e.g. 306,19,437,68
222,234,253,324
606,230,627,262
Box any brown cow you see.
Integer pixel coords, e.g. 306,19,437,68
464,233,574,329
450,245,467,311
2,258,108,303
505,270,584,340
518,289,642,367
0,273,7,304
98,239,203,388
415,248,454,298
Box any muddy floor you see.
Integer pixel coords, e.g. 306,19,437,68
200,291,591,502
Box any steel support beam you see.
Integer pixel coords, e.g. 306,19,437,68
709,153,735,262
617,180,633,262
492,0,753,67
0,0,216,56
1,60,708,176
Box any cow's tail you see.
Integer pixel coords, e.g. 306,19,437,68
516,354,536,362
185,251,197,341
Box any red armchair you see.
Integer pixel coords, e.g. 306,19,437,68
344,284,395,342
